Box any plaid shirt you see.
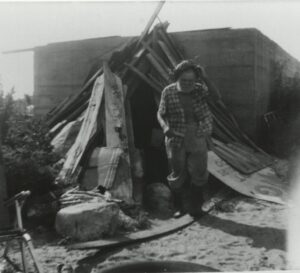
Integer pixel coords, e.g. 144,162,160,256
158,82,213,147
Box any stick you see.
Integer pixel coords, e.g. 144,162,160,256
137,1,166,46
125,63,162,93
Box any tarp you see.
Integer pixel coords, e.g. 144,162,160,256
208,151,289,204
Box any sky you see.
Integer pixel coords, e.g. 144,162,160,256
0,0,300,98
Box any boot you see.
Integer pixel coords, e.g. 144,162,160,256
200,183,216,213
188,184,204,218
172,190,186,218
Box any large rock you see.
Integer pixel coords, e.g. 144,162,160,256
144,183,174,218
55,201,120,241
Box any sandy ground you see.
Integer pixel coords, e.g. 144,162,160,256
1,195,287,272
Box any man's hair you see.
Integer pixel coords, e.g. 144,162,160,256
172,60,202,81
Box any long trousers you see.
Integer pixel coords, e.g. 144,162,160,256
165,124,209,191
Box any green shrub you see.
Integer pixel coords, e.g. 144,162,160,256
0,92,60,196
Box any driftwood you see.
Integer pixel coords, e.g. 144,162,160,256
69,214,194,250
103,62,133,202
56,75,104,185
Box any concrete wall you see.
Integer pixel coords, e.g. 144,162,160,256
171,28,257,138
32,28,300,142
33,36,131,115
253,30,300,143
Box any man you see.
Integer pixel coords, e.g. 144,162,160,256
157,60,221,217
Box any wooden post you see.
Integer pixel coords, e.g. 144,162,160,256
137,0,166,46
103,62,133,202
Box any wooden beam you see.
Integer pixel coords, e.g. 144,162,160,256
69,214,194,250
47,68,103,127
137,1,166,46
145,53,169,82
103,62,133,202
157,40,178,68
141,41,170,72
56,74,105,185
125,63,162,93
157,26,184,60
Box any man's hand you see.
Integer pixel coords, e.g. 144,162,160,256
198,65,208,81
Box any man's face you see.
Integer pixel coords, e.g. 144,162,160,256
178,70,196,92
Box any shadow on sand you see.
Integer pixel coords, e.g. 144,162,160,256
197,214,286,251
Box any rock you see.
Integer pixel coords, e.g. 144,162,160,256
144,183,174,218
55,201,120,241
117,210,139,231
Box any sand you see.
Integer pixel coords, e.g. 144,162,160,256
0,196,287,272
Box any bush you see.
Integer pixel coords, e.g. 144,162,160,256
0,92,60,197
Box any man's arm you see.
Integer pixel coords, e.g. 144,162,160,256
157,89,169,133
157,89,178,138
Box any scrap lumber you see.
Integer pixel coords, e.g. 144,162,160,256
157,40,178,68
125,63,162,93
158,23,184,60
141,41,170,73
56,75,104,185
69,214,194,250
103,62,133,202
208,151,289,205
146,53,170,82
137,0,166,46
47,19,277,202
47,68,103,127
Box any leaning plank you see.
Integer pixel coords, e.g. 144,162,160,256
141,41,170,73
125,63,162,93
69,214,194,250
157,40,178,68
47,68,103,127
103,62,133,202
157,26,184,60
137,0,166,46
146,53,169,82
208,151,289,205
214,146,252,174
56,75,104,185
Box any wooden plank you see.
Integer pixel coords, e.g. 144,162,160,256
56,75,104,185
46,96,70,119
214,146,252,174
137,1,166,46
124,85,136,169
104,62,133,202
209,101,238,132
158,24,185,60
157,28,183,61
146,53,169,82
47,90,91,127
65,100,88,123
157,40,178,68
208,151,289,205
213,139,260,170
69,214,194,250
227,143,265,166
212,112,240,142
148,73,165,89
125,63,162,93
141,41,170,73
47,68,103,127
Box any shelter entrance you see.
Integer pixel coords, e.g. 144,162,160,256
130,81,169,185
